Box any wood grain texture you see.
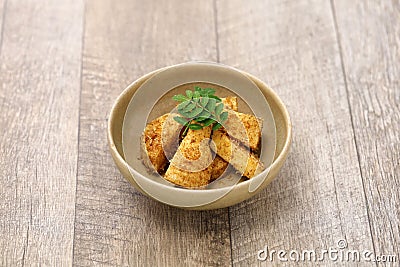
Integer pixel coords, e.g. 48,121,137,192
333,0,400,260
0,0,83,266
0,1,398,266
0,0,4,44
216,0,375,265
73,1,231,266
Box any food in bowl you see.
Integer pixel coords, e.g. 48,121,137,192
141,86,264,188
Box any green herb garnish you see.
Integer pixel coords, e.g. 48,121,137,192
172,86,228,135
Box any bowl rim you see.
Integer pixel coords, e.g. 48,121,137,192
107,63,292,194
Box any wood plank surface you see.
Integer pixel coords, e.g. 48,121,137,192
216,0,375,265
332,0,400,260
0,0,83,265
0,0,4,42
73,1,231,266
0,1,398,266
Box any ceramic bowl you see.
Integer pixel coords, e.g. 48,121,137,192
107,63,291,210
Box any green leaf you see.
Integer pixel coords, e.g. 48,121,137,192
187,107,203,118
202,118,216,127
172,94,187,102
178,100,191,110
195,116,208,122
188,124,203,130
173,116,188,126
173,86,224,131
209,95,222,102
205,98,217,112
181,101,197,113
213,123,223,131
220,111,228,123
200,97,209,106
204,88,216,95
198,110,211,118
215,103,224,115
186,90,193,98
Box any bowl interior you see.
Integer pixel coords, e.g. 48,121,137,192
109,86,289,165
109,70,291,189
121,63,277,195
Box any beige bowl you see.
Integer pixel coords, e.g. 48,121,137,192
108,64,292,210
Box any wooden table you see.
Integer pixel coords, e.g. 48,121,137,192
0,0,398,266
